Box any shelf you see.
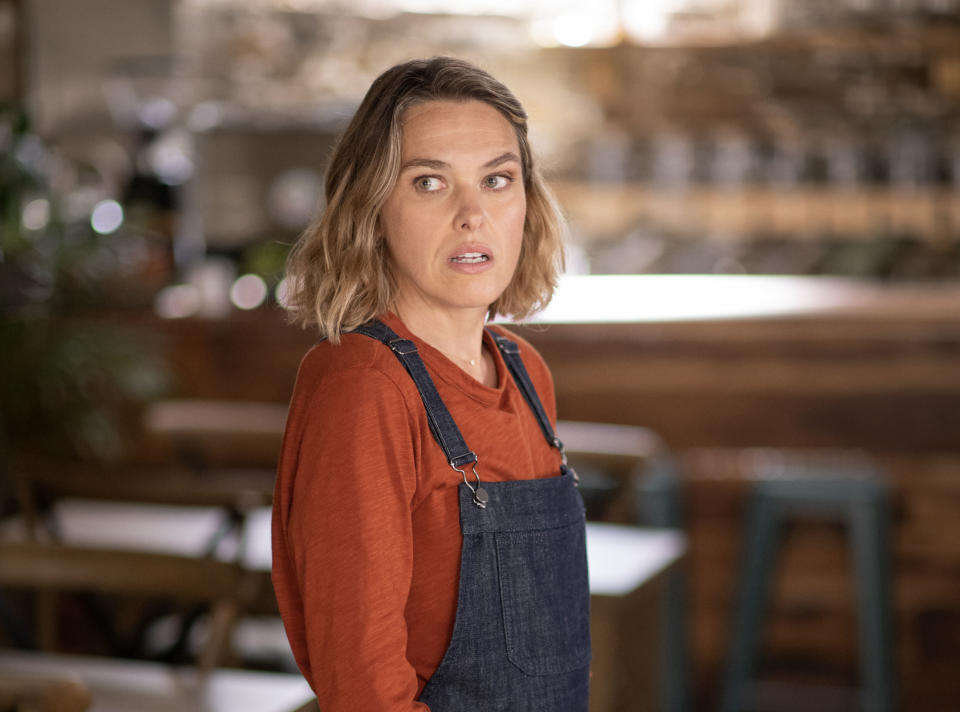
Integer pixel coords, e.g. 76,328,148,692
551,182,960,242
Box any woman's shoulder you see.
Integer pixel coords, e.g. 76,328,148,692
291,331,417,405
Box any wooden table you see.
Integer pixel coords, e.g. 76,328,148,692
0,650,313,712
5,501,685,711
587,523,686,712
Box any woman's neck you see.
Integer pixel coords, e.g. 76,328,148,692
392,303,496,386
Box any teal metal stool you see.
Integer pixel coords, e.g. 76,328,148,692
720,452,896,712
634,454,691,712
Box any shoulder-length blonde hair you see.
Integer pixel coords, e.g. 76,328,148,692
284,56,565,342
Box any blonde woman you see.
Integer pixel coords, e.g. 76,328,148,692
271,57,590,711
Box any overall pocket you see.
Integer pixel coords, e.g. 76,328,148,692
495,521,592,676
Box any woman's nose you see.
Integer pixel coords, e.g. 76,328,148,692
453,192,484,231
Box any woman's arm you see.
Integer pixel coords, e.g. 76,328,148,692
273,367,429,712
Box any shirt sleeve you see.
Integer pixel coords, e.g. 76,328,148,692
275,366,430,712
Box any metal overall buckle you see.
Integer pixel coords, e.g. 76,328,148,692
554,437,580,486
451,455,489,509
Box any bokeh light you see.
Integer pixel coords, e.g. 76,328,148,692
274,275,291,308
21,198,51,232
154,284,202,319
90,200,124,235
553,14,593,47
229,274,268,310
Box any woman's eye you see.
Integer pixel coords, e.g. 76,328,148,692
415,176,443,192
484,174,512,189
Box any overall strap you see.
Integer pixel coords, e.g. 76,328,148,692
486,329,560,450
487,329,576,482
353,320,488,507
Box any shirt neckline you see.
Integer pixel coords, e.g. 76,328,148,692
380,312,509,408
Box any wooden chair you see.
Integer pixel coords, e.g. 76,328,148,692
0,540,256,672
10,457,273,516
557,420,666,522
4,459,274,669
558,420,665,468
142,399,288,470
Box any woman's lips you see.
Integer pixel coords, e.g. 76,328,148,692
449,252,488,264
447,245,494,273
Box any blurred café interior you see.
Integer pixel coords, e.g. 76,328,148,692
2,0,960,710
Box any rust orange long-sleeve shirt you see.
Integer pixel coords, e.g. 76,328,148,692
271,313,563,711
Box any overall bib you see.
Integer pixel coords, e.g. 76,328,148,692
355,320,591,712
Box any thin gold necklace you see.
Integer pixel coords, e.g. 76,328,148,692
445,350,480,369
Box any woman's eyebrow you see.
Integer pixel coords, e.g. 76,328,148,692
399,152,521,172
400,158,448,171
483,151,521,169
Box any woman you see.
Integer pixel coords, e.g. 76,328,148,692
271,57,590,712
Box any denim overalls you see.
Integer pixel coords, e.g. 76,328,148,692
355,320,591,712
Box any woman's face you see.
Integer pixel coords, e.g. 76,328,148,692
380,99,526,324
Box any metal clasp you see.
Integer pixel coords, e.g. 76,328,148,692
451,457,489,509
554,436,580,486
